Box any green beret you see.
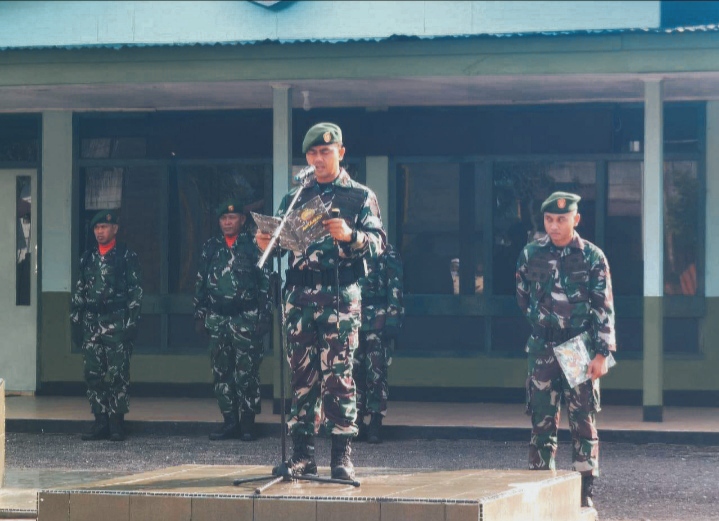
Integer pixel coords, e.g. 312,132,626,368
541,192,581,214
90,209,119,227
216,199,245,218
302,122,342,153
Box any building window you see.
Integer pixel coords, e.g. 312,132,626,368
606,161,643,296
396,152,703,356
76,112,273,353
492,161,596,296
664,161,699,296
398,162,459,296
0,115,40,164
16,176,32,306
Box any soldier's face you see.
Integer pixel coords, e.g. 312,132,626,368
219,213,245,237
94,223,118,245
305,144,345,183
544,211,580,248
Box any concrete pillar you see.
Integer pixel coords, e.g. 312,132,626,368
642,78,664,422
271,84,292,413
366,155,390,236
0,379,4,487
41,111,74,292
705,102,719,298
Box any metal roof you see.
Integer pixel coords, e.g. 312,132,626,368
2,24,718,52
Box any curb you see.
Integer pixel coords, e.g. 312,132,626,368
7,419,719,446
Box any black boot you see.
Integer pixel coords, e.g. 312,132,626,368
581,475,595,508
367,413,383,444
109,413,125,442
209,412,240,440
330,435,355,480
239,411,256,442
81,413,110,441
273,432,317,478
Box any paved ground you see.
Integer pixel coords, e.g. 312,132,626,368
4,431,719,521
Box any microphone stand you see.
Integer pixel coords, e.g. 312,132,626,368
232,179,360,493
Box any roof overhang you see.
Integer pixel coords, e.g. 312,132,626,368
1,73,719,113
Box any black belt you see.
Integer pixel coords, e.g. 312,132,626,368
85,300,127,314
285,267,359,287
362,296,386,306
210,300,257,316
532,324,588,344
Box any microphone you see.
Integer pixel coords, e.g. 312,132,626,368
293,165,316,183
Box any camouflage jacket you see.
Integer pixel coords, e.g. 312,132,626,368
70,243,143,331
276,169,386,274
359,243,405,332
194,227,271,323
516,232,616,355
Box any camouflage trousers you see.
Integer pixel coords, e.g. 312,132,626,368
207,313,264,416
526,349,601,477
81,335,132,416
354,329,391,418
283,285,361,438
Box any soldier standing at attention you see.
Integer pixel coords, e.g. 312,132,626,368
256,122,386,481
71,210,143,442
194,200,272,442
354,242,404,444
516,191,616,510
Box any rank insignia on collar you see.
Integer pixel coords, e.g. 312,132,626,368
557,198,566,209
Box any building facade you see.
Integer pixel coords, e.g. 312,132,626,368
2,1,719,420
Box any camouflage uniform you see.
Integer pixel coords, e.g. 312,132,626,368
71,244,143,417
355,243,404,419
194,226,272,418
278,168,386,438
516,231,615,477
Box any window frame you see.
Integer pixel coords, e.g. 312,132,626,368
74,155,274,354
392,149,706,359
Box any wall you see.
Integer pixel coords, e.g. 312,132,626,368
0,1,661,49
0,379,4,485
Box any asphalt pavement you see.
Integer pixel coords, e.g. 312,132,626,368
4,431,718,521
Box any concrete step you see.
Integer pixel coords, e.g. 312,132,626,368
38,464,589,521
580,506,599,521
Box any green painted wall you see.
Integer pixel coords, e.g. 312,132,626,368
39,293,719,393
38,292,274,386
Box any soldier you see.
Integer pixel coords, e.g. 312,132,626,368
256,122,386,481
516,191,616,509
354,243,404,444
194,200,272,442
71,210,143,442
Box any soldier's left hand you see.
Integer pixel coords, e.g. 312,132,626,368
586,354,609,381
323,218,353,242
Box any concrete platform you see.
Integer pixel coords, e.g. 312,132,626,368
37,464,596,521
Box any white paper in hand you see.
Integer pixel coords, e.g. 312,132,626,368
553,331,616,388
